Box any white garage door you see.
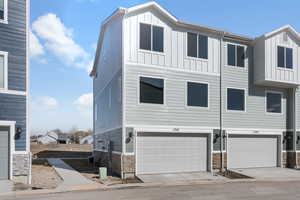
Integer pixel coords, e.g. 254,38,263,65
228,135,278,169
136,132,207,174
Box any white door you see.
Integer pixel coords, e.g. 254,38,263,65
136,132,207,174
228,135,278,169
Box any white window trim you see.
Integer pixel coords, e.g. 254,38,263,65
186,32,209,61
137,75,166,106
265,90,283,115
0,51,8,91
0,0,8,24
276,45,293,70
226,42,246,68
226,87,247,113
185,81,209,110
138,23,165,55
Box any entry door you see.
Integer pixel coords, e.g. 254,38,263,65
228,135,278,169
0,127,9,180
136,132,208,174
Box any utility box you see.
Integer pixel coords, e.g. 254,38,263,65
99,167,107,179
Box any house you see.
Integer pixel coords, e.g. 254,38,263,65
0,0,30,184
37,132,70,144
80,135,93,144
90,1,300,178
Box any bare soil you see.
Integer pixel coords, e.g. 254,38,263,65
31,159,62,189
218,170,253,179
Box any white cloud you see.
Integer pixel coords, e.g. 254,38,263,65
32,13,92,72
74,93,93,117
29,29,45,58
31,96,58,111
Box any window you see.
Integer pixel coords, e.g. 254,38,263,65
227,44,245,67
187,82,208,107
266,92,282,113
227,88,245,111
140,77,164,104
0,0,7,23
278,46,293,69
187,32,208,59
0,52,7,90
140,23,164,52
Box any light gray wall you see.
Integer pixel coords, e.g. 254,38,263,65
222,41,287,129
124,64,220,127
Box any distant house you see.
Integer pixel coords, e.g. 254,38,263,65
37,132,70,144
80,135,93,144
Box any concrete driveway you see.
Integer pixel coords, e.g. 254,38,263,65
230,167,300,180
137,172,226,183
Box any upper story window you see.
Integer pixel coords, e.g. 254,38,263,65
227,44,245,67
277,46,293,69
140,23,164,53
187,82,208,107
266,92,282,114
0,0,7,23
140,76,164,104
187,33,208,59
227,88,245,111
0,52,7,90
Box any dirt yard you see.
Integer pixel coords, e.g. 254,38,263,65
31,159,62,189
31,143,92,159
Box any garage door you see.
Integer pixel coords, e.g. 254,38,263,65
228,135,278,169
136,132,208,174
0,127,9,180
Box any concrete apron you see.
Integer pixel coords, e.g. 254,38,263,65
229,167,300,180
0,180,13,193
137,172,226,184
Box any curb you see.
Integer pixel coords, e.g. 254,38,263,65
2,177,300,198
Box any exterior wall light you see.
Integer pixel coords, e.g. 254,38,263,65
15,126,22,140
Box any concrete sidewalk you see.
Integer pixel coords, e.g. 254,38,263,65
0,180,13,193
47,158,101,191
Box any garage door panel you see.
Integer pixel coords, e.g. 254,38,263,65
228,135,278,169
0,129,9,180
136,133,207,174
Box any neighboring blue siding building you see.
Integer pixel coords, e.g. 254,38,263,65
0,0,30,184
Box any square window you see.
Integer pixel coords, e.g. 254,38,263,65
187,82,208,107
266,92,282,113
187,32,208,59
140,23,151,51
140,77,164,104
139,23,164,52
227,88,245,111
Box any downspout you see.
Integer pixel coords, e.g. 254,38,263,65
294,88,297,168
219,32,225,172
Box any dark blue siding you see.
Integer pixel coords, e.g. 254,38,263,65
0,0,27,151
0,0,27,91
0,94,26,151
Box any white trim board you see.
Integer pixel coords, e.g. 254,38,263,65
0,0,8,24
127,125,217,133
0,51,8,91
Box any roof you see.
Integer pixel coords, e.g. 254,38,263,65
90,2,300,76
263,24,300,39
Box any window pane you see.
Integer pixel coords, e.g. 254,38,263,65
198,35,208,59
237,45,245,67
152,26,164,52
227,44,236,66
0,0,3,20
286,48,293,69
187,32,197,57
277,46,285,68
140,23,151,51
227,88,245,111
140,77,164,104
187,82,208,107
267,93,281,113
0,55,4,89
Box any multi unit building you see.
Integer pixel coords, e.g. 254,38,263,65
90,2,300,177
0,0,30,184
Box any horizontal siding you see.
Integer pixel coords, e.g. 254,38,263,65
0,93,26,151
0,0,27,91
124,7,220,75
94,128,122,152
124,64,220,127
223,42,287,129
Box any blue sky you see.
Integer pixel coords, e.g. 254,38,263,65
30,0,300,134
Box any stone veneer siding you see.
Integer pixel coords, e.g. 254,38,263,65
13,153,31,184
